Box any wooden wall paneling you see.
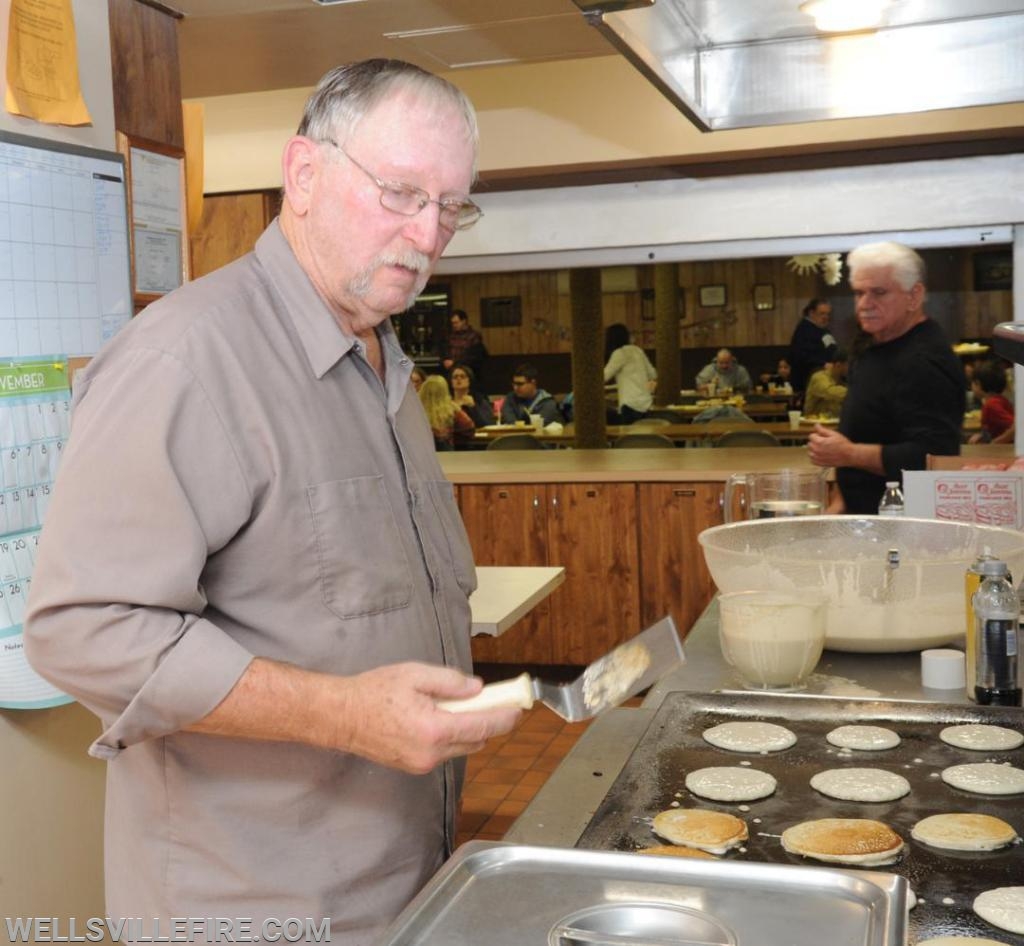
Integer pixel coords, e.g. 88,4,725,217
108,0,184,150
189,192,271,279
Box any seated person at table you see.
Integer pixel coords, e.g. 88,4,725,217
695,348,752,395
803,350,849,418
449,363,494,428
419,374,475,450
500,363,564,426
760,357,793,391
968,359,1015,444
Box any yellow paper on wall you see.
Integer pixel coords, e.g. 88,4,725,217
5,0,92,126
182,101,205,236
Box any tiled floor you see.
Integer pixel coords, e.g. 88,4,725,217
456,699,641,845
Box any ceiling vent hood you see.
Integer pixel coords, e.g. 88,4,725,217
571,0,1024,130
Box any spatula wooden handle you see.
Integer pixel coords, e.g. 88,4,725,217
437,673,535,713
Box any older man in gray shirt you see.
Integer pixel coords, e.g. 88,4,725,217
25,60,520,943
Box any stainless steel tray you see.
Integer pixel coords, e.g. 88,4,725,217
577,690,1024,945
376,840,905,946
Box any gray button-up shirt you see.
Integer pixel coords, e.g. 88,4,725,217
25,220,476,943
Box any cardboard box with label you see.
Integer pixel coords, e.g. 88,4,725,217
903,456,1024,529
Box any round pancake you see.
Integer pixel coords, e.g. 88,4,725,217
685,766,777,802
942,762,1024,795
911,813,1018,851
810,767,911,802
702,721,797,753
918,938,1011,946
781,817,904,866
974,887,1024,935
826,725,901,751
940,724,1024,752
637,844,717,860
651,808,748,854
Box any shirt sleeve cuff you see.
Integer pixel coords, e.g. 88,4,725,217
89,618,253,760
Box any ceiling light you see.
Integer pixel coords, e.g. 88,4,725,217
799,0,889,33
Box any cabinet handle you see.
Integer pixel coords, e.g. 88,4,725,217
532,495,540,508
551,495,559,508
585,488,597,498
498,489,509,499
718,492,725,510
673,488,696,497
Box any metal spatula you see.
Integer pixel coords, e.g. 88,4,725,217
439,616,684,722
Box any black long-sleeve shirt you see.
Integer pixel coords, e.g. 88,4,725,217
788,318,838,391
837,319,965,514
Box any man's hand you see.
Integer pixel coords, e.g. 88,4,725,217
191,658,522,775
330,662,522,773
807,424,852,468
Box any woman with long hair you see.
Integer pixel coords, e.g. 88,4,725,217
419,374,476,450
603,322,657,424
449,363,493,428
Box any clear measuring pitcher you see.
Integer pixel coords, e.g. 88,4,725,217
724,468,828,523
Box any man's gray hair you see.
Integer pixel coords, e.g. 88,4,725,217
297,59,479,177
847,241,926,291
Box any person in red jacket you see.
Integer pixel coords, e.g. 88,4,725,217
968,359,1015,444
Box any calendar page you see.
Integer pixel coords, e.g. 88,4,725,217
0,358,73,709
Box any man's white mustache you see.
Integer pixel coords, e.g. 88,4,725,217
376,250,430,273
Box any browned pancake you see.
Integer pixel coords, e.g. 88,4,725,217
637,844,717,859
652,808,748,854
781,817,904,865
912,813,1018,852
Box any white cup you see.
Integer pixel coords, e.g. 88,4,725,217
788,410,802,430
718,591,826,691
921,648,966,690
529,413,543,430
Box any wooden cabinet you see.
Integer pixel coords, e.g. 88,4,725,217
459,483,640,665
637,483,724,637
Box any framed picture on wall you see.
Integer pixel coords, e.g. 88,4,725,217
699,284,726,307
973,250,1012,291
752,283,775,311
117,131,189,305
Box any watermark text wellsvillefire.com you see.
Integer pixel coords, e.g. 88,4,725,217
4,916,331,943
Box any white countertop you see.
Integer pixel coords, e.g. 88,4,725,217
469,566,565,637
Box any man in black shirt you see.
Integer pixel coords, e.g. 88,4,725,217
788,297,837,393
808,242,964,514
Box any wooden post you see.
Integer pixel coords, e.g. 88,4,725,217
654,263,681,406
569,268,606,449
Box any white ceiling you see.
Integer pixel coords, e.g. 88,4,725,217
173,0,613,99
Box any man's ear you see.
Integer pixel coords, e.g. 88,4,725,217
281,136,319,217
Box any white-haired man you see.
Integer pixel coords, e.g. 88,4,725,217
808,241,964,513
25,60,520,943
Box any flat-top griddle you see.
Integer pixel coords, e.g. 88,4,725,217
577,690,1024,945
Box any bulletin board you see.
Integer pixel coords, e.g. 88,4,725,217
116,131,189,304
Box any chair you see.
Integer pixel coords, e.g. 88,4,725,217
486,433,546,450
613,432,676,449
715,429,782,448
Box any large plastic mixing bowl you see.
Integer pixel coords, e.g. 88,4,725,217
697,516,1024,652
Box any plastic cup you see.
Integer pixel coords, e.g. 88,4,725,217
718,591,826,691
529,413,544,430
788,410,802,430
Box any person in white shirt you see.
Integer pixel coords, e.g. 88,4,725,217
603,323,657,423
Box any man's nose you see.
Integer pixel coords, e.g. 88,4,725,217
403,204,444,254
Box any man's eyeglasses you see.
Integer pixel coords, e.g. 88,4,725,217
323,139,483,232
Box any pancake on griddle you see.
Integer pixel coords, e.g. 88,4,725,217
942,762,1024,795
974,886,1024,936
826,724,900,751
637,844,717,859
940,724,1024,751
651,808,748,854
809,766,911,802
685,766,777,802
911,813,1018,852
781,817,904,866
702,721,796,753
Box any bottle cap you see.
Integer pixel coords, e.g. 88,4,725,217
921,648,966,690
885,481,900,488
980,560,1009,577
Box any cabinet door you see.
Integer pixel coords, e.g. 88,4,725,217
458,484,553,664
547,483,640,664
637,483,723,637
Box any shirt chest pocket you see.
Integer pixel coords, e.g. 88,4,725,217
307,476,413,619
